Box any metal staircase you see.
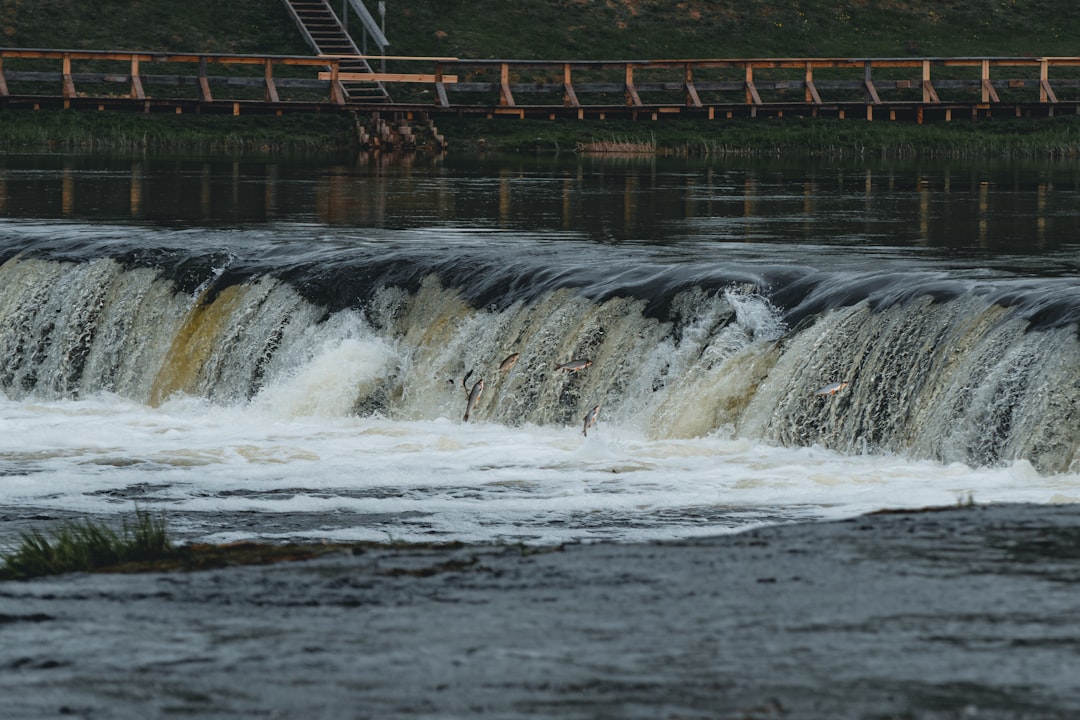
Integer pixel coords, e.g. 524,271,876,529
282,0,390,102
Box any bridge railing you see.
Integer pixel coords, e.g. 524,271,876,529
0,49,346,110
426,57,1080,114
3,49,1080,117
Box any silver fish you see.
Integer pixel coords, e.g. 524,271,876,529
814,381,849,396
463,378,484,421
498,352,520,372
582,404,601,437
556,359,592,373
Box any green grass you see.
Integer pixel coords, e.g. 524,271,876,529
6,0,1080,62
0,110,359,153
2,0,310,55
385,0,1080,61
435,114,1080,158
0,509,174,580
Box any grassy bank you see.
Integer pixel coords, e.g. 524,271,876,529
4,109,1080,158
5,1,1080,61
3,1,1080,154
386,0,1080,61
435,115,1080,158
0,111,358,153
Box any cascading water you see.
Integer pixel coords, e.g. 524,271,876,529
1,227,1076,475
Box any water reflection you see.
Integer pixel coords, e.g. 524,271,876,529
0,150,1079,255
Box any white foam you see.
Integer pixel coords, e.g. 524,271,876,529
1,392,1076,545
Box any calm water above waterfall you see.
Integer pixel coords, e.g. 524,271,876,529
0,150,1077,545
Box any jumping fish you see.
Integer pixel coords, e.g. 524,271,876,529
814,381,849,396
463,378,484,421
498,353,520,372
582,404,601,437
556,359,592,373
459,369,474,394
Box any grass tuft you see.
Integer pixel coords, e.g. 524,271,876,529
0,509,174,580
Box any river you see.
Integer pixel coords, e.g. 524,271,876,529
3,148,1080,719
0,150,1078,547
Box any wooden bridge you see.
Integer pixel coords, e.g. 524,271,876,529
3,49,1080,125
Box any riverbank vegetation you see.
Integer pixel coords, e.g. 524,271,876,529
436,115,1080,158
0,511,351,579
0,111,358,153
3,1,1080,155
386,0,1080,61
0,510,173,580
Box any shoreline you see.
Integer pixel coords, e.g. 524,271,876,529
4,109,1080,158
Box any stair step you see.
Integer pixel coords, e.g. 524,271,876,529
285,0,391,101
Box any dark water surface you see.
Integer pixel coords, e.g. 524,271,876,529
4,504,1080,719
3,150,1080,258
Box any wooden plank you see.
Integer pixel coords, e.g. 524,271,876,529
980,59,999,103
1040,60,1058,102
62,54,75,98
1040,79,1059,103
0,59,7,97
130,57,145,100
331,80,347,104
435,81,450,107
745,64,762,105
326,64,346,104
317,71,459,83
625,65,643,106
264,60,279,103
435,63,451,107
684,64,702,107
563,64,580,108
198,58,212,101
804,62,822,104
922,60,940,103
922,79,940,103
864,62,882,104
500,63,515,107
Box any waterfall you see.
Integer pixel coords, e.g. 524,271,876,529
0,239,1076,473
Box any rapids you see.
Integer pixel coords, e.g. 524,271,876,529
1,222,1076,474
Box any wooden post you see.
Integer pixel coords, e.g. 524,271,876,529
198,57,213,102
62,53,75,99
0,58,8,97
744,62,762,104
563,63,580,107
804,61,822,104
1040,59,1058,103
130,56,145,100
435,62,451,107
684,64,702,107
921,59,940,103
264,59,279,103
980,59,999,103
499,63,515,106
329,62,346,104
864,61,881,104
625,64,642,106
